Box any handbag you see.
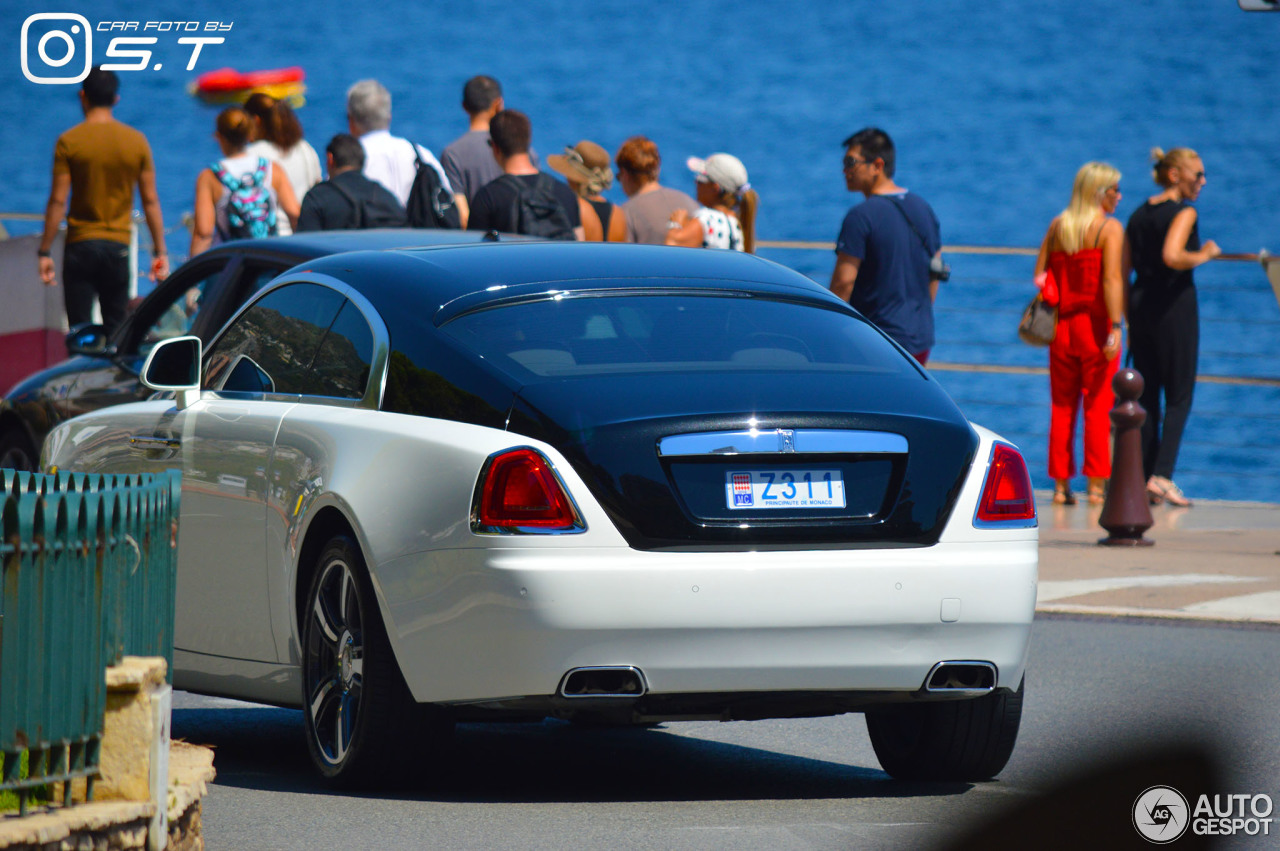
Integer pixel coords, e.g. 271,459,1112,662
1018,292,1058,346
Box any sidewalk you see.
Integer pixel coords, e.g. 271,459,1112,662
1035,491,1280,624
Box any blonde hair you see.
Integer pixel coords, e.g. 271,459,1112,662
1151,147,1199,188
1057,161,1120,254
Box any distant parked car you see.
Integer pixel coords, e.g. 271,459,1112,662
0,230,513,470
44,241,1038,786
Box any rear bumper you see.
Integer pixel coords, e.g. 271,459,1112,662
376,538,1037,706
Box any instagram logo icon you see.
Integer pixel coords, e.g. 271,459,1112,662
21,13,93,84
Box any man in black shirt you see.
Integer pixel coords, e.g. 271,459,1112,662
466,110,587,239
297,134,407,231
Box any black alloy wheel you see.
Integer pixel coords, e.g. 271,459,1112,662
301,535,434,786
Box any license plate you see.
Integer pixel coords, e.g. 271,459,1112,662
725,470,846,509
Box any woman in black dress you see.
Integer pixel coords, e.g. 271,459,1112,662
1124,147,1221,506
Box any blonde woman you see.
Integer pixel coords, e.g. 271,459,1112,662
1034,162,1126,505
665,153,758,253
1124,148,1220,507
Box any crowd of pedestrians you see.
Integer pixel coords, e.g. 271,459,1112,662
35,66,1217,507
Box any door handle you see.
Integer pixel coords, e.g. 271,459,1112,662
129,435,181,449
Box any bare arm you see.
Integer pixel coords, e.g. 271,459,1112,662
453,193,470,229
1033,218,1057,278
829,252,861,302
1162,207,1220,270
664,208,703,248
38,171,71,285
137,167,169,280
1100,218,1126,360
189,170,217,258
607,204,628,242
579,197,603,242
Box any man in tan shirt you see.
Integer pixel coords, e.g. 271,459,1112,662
38,66,168,334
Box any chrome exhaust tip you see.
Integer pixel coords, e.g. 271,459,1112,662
558,666,648,698
923,661,997,695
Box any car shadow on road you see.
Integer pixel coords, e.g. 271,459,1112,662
172,706,976,803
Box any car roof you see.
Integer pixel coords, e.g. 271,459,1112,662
208,228,527,262
286,242,844,324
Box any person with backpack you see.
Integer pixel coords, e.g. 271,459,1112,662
190,106,300,256
465,110,591,240
297,135,408,232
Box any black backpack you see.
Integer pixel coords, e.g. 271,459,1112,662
406,143,461,229
497,173,575,240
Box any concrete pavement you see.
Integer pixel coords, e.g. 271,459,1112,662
1034,491,1280,624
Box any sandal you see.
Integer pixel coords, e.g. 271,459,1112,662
1052,483,1077,505
1154,476,1192,507
1148,476,1193,508
1087,478,1107,505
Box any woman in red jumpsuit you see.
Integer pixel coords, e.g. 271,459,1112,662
1033,162,1127,504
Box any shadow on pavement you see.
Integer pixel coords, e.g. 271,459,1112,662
173,706,976,803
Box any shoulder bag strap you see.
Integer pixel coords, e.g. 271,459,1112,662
885,195,934,259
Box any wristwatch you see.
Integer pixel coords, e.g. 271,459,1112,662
37,248,51,258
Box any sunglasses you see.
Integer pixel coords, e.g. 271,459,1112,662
842,155,874,170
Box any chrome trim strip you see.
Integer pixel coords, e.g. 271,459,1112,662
657,428,908,457
129,435,181,449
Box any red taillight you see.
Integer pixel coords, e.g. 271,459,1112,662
477,448,579,530
975,443,1036,524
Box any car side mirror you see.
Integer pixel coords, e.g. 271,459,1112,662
141,335,202,410
65,323,115,357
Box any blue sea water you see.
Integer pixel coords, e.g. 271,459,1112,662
2,0,1278,501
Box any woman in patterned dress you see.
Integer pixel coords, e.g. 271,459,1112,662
665,153,758,252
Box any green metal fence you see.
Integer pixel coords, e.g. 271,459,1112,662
0,468,181,815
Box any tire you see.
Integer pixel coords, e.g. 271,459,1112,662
866,677,1025,782
0,424,39,472
301,535,450,786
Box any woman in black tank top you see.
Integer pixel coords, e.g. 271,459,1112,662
1123,147,1221,507
547,140,627,242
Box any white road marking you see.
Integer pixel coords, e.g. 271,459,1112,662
1183,590,1280,617
1037,574,1260,603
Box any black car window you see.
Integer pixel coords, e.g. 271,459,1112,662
302,300,374,400
440,293,914,380
135,262,228,355
204,283,346,396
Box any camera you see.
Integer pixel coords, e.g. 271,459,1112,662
929,254,951,282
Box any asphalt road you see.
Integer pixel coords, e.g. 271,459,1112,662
173,616,1280,850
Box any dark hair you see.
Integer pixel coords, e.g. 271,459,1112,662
326,133,365,170
82,66,118,107
215,106,253,149
842,127,896,178
489,110,531,157
462,75,502,115
243,93,305,152
615,136,660,181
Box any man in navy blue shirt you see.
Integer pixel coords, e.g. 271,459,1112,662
830,128,943,364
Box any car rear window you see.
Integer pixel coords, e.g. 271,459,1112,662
439,292,914,379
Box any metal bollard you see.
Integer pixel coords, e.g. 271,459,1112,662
1098,368,1155,546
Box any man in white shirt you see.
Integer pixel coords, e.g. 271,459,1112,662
346,79,451,207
